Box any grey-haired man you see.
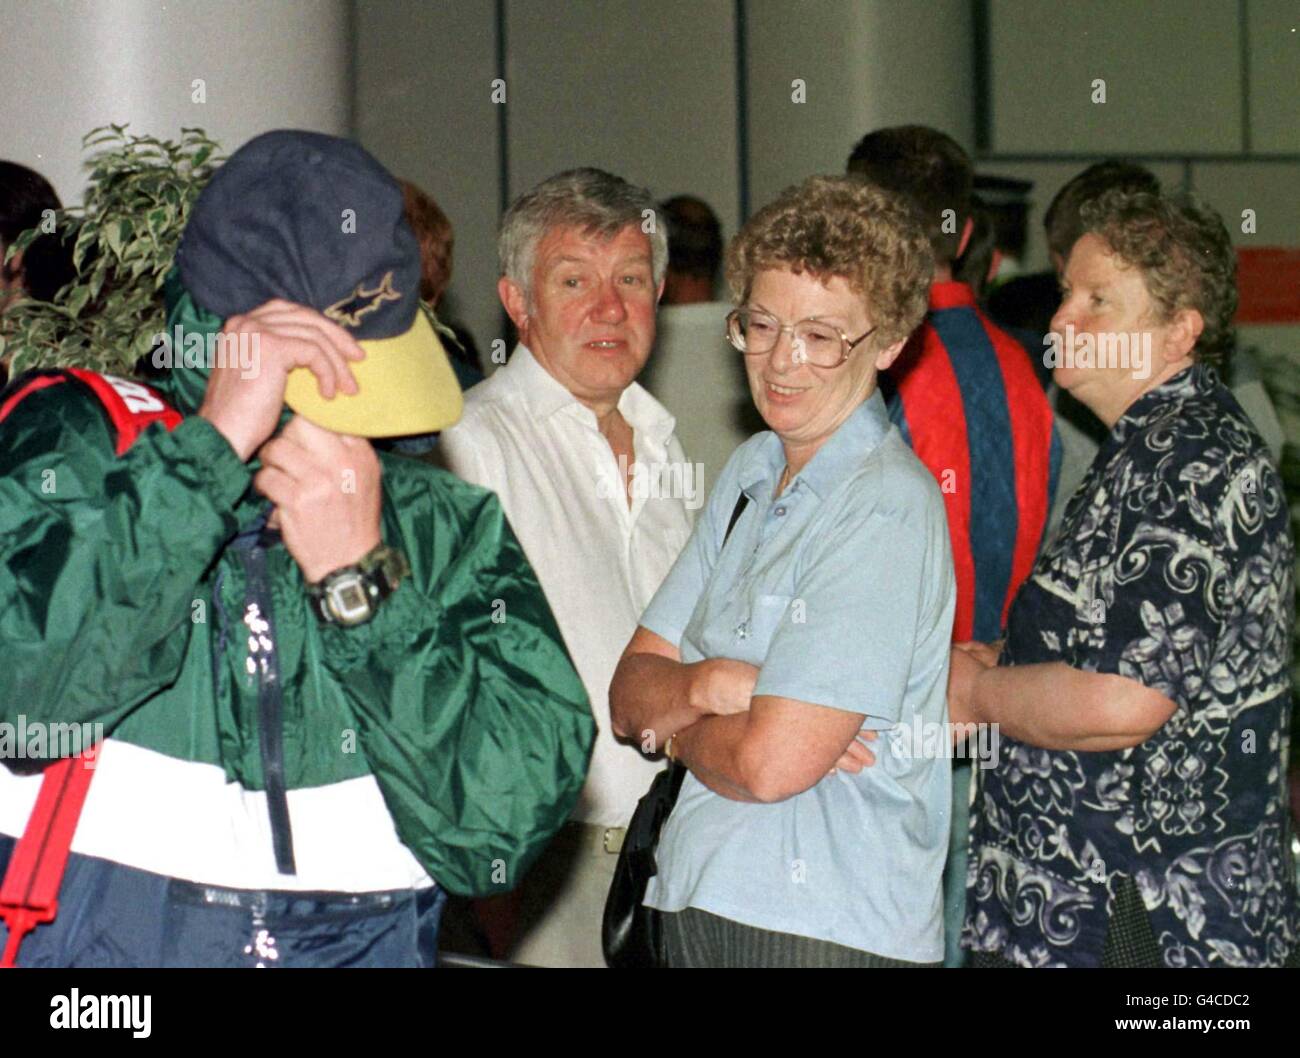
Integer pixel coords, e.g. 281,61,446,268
439,169,695,967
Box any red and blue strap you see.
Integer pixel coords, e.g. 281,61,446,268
0,369,180,967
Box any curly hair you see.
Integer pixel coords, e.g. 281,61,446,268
1045,160,1160,263
725,175,933,349
1079,189,1237,369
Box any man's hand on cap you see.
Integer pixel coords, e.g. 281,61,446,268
198,300,365,462
253,415,382,585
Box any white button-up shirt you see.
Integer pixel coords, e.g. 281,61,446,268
438,345,697,826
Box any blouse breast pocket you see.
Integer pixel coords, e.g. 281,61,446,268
746,593,794,655
696,591,792,668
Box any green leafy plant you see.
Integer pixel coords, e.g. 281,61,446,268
0,125,223,377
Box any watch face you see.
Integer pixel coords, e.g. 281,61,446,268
328,576,372,625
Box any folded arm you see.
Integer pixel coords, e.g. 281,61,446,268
953,652,1177,751
673,696,868,803
610,627,869,801
609,625,758,751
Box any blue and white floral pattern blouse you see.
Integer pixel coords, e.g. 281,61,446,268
963,363,1298,967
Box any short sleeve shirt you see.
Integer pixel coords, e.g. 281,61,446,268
640,393,956,961
964,364,1299,967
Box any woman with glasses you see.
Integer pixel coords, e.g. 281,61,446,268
610,176,955,966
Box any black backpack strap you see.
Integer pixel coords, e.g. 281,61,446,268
723,491,750,548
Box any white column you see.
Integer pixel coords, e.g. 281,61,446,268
0,0,351,204
746,0,975,212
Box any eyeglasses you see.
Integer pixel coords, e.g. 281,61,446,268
725,308,876,368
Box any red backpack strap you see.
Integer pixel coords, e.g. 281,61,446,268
0,369,181,967
0,372,72,423
0,369,182,451
64,369,184,455
0,755,97,967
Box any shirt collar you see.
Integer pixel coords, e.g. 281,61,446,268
500,343,677,443
498,343,576,418
736,388,892,501
928,280,978,311
1109,361,1216,448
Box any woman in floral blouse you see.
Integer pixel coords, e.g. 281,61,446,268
949,188,1298,967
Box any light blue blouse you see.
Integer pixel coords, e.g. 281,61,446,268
640,392,956,961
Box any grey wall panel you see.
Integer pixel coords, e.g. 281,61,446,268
1190,160,1300,245
989,0,1242,155
0,0,350,205
505,0,740,247
1246,0,1300,152
746,0,975,214
354,0,503,358
746,0,873,213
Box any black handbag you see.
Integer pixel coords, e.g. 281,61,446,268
602,492,750,968
601,759,688,967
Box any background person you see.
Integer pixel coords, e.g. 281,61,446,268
658,194,723,306
847,124,1059,967
437,168,695,967
398,178,484,388
0,160,76,385
0,160,74,309
971,174,1034,286
641,193,761,500
951,188,1299,968
611,176,954,968
953,195,1000,300
999,160,1288,542
382,179,484,459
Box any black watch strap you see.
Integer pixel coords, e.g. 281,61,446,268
308,544,410,626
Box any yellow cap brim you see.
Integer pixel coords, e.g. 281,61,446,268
283,309,464,437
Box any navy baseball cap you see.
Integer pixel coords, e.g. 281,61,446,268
176,129,462,436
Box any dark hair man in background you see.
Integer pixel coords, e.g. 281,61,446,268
658,195,723,305
848,124,1059,968
641,194,760,497
0,162,77,385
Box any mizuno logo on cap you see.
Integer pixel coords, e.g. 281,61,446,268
325,271,402,328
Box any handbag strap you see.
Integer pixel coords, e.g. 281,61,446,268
723,491,749,547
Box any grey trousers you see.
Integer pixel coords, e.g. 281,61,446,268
661,907,941,968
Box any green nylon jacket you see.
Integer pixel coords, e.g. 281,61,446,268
0,279,595,896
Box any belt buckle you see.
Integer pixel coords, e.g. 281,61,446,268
602,827,625,854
